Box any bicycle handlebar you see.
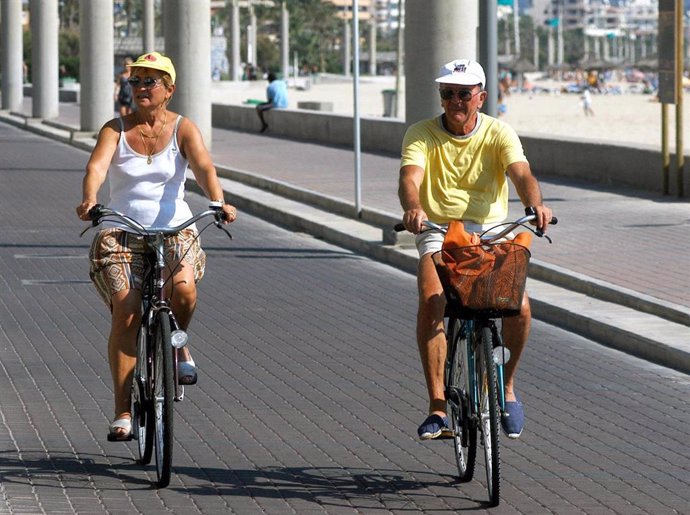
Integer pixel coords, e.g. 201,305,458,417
84,203,231,238
394,207,558,243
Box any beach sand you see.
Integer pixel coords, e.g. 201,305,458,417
212,75,690,151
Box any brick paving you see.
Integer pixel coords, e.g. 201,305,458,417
1,121,690,513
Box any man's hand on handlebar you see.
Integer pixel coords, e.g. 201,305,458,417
526,205,554,234
402,208,428,234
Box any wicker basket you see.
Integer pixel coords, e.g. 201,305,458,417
432,242,531,318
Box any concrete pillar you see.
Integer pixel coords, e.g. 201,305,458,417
143,0,155,53
30,0,59,120
1,0,24,112
164,0,212,148
249,4,257,67
80,0,114,131
369,20,377,75
229,0,241,80
280,0,289,80
405,0,477,124
547,27,555,66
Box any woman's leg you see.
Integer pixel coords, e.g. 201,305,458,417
109,288,142,434
165,260,197,362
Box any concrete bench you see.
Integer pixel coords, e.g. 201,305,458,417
297,101,333,112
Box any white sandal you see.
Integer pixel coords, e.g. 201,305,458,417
107,417,132,442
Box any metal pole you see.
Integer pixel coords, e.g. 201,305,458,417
675,0,684,197
479,0,497,117
513,0,520,56
353,0,362,217
394,3,403,120
662,103,670,195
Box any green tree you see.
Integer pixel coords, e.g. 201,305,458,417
59,30,80,79
287,0,341,73
58,0,80,30
223,1,342,76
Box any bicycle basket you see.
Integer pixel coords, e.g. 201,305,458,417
432,242,531,318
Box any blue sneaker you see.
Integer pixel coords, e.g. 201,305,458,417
417,414,450,440
501,393,524,439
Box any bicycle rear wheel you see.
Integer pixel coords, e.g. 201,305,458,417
445,317,477,482
478,325,501,506
153,312,174,488
132,322,153,464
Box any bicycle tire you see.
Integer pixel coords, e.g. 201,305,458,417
153,312,174,488
445,317,477,482
477,325,501,506
132,322,154,464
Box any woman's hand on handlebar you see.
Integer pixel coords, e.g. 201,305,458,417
402,208,428,234
76,201,97,221
219,203,238,224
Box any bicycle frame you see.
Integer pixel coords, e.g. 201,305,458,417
141,232,185,401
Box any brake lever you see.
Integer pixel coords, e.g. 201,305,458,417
215,221,233,239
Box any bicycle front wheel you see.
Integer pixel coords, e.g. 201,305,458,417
478,325,501,507
152,312,174,488
132,322,153,465
445,317,476,482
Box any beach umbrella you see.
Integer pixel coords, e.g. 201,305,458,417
635,56,657,71
581,58,616,70
508,57,538,74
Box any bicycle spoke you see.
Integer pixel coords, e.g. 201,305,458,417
445,318,477,482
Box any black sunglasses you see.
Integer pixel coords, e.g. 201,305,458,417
127,77,163,89
439,88,481,101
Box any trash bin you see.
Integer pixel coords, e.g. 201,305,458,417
382,89,397,118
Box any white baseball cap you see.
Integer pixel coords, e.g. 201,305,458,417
435,59,486,88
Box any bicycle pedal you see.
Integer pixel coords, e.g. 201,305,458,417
175,385,185,401
436,429,456,440
107,433,134,442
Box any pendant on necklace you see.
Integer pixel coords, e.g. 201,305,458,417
147,156,152,165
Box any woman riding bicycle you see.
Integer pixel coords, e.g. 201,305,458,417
76,52,237,441
398,58,553,441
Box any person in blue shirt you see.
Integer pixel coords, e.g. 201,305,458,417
256,72,288,133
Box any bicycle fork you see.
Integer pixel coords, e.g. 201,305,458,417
148,305,188,402
487,321,510,412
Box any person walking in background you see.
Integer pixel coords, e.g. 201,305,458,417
581,87,594,116
256,72,288,133
398,58,553,441
116,57,134,117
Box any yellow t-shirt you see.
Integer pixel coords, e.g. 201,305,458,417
400,114,527,224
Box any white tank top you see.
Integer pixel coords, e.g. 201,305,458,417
105,115,195,230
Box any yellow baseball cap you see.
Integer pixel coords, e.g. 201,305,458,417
129,52,176,84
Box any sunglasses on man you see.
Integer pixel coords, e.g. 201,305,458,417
439,88,481,102
127,77,163,89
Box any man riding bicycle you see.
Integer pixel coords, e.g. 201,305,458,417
398,59,553,440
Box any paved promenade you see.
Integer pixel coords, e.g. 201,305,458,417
2,121,690,514
3,99,690,373
11,99,690,308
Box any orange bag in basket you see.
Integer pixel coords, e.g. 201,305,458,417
434,221,531,315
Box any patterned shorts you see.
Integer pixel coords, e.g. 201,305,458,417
89,228,206,309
